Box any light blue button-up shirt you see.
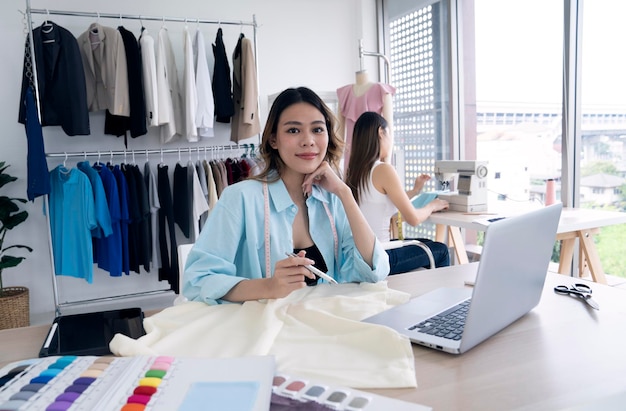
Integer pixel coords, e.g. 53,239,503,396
183,178,390,305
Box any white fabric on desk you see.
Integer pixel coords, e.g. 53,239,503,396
110,281,417,389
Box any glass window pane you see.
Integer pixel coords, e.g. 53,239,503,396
474,0,563,211
580,0,626,277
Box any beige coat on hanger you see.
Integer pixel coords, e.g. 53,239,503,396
77,23,130,116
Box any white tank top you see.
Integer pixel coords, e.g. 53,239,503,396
359,161,397,242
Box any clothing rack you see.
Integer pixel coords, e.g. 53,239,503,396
25,2,259,125
45,144,258,161
23,0,261,316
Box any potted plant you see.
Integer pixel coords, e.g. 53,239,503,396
0,161,32,329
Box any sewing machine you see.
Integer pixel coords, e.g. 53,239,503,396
434,160,489,212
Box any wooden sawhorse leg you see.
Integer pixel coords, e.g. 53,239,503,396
556,229,606,284
436,225,469,265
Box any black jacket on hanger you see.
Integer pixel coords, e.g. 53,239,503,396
157,164,179,292
105,26,148,143
18,21,90,136
212,28,234,123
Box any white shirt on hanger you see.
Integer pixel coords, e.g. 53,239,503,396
139,28,159,127
182,27,199,142
157,27,182,143
194,29,215,138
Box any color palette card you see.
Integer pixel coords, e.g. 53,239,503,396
0,356,429,411
0,355,275,411
273,374,432,411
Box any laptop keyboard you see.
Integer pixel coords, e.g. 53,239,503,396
408,299,471,341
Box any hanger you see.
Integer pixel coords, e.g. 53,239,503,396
42,9,53,33
41,9,55,44
89,13,101,47
63,152,68,168
91,12,101,33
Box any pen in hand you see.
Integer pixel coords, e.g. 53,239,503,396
285,252,338,284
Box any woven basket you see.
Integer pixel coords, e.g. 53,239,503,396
0,286,30,330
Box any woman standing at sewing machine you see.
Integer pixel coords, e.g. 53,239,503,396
345,111,450,274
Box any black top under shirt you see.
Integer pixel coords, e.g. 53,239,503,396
293,244,328,286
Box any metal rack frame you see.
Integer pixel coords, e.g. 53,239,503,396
358,38,391,84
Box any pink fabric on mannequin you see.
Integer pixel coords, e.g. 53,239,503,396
336,83,396,171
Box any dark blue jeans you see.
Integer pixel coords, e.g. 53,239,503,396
385,239,450,275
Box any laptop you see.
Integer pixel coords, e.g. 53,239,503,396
364,203,563,354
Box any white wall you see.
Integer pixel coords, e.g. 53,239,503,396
1,0,381,323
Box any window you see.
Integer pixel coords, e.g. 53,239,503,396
473,0,563,210
381,0,626,276
580,0,626,211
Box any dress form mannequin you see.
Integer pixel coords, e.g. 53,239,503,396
337,70,395,172
353,70,373,96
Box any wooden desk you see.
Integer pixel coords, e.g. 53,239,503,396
428,207,626,284
366,264,626,410
2,267,626,410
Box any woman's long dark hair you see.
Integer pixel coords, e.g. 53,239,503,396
251,87,344,182
344,112,388,204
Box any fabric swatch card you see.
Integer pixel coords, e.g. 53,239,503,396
178,381,260,411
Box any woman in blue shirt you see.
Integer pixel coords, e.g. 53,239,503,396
183,87,390,305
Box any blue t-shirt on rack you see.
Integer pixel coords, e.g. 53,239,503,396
49,166,97,283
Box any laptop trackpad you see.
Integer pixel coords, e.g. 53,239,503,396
363,287,472,329
403,287,472,317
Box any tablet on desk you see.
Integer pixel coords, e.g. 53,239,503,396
472,215,507,228
39,307,145,357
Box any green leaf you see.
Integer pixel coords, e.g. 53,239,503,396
0,196,18,211
0,255,26,270
0,173,17,190
2,244,33,253
3,211,28,230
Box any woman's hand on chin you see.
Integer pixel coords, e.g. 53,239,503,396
302,161,346,197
